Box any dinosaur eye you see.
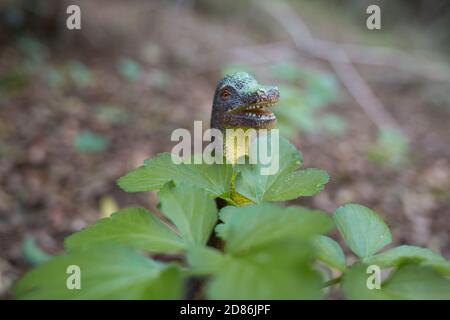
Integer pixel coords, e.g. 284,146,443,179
219,87,232,101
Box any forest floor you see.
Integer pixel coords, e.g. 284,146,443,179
1,1,449,298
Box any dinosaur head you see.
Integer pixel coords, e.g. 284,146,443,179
211,72,279,131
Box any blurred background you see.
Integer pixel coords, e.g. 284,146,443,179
0,0,449,298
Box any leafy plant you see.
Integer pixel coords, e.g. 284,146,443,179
270,62,346,138
15,135,449,299
366,127,409,167
22,236,51,266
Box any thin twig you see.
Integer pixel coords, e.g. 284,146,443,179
257,0,404,131
322,276,342,288
229,41,450,83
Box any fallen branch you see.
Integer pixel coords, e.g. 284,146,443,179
257,0,404,131
229,41,450,83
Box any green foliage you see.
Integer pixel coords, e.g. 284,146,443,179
271,63,339,107
117,57,142,81
44,67,65,88
234,134,329,202
333,204,392,259
157,182,218,245
313,235,346,272
365,245,446,269
332,204,450,299
216,204,332,254
16,35,48,71
15,246,183,299
65,207,185,253
202,242,324,300
15,132,449,300
343,263,450,300
74,130,110,153
186,204,331,299
66,60,92,87
22,236,52,266
366,128,409,167
117,152,234,197
269,62,346,138
187,245,226,275
66,182,217,251
0,67,30,95
220,62,345,139
320,114,347,135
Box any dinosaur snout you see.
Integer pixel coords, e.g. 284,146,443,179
256,86,279,104
267,86,280,101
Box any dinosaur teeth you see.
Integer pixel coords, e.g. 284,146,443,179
239,111,275,120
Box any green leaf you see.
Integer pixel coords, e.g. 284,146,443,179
366,128,409,167
117,154,172,192
268,169,329,201
313,235,346,271
320,114,347,136
333,204,392,259
366,245,446,269
65,207,184,253
365,245,450,276
74,130,109,153
216,203,333,254
186,242,326,299
158,182,217,245
186,245,226,275
234,134,328,203
206,241,324,299
117,152,234,197
424,260,450,276
14,246,183,299
343,263,450,300
45,67,64,88
270,62,304,81
22,236,52,266
67,60,92,87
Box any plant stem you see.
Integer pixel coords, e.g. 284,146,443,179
322,276,342,288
